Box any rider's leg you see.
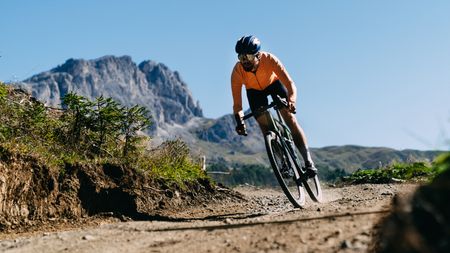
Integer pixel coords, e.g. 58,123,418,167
279,108,316,170
246,89,271,134
254,111,272,134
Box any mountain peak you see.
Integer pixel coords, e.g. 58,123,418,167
51,58,87,74
19,55,203,133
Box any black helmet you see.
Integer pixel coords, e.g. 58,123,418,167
235,35,261,54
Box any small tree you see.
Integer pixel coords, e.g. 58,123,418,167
91,96,123,156
121,105,151,156
22,102,48,137
61,92,152,159
61,92,94,149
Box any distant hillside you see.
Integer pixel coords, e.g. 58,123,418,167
196,112,443,173
311,145,442,173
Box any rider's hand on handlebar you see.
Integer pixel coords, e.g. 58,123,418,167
235,124,247,136
234,113,248,136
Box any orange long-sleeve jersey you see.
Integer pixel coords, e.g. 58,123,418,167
231,51,297,115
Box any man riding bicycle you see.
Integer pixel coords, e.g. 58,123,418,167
231,35,317,177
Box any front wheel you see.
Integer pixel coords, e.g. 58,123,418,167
265,131,306,208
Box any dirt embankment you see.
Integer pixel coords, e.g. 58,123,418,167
0,146,240,234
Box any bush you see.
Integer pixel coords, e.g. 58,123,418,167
433,152,450,174
146,139,207,185
343,162,436,184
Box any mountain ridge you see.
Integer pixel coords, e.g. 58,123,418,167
17,55,203,135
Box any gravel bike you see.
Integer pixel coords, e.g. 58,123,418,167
243,96,323,208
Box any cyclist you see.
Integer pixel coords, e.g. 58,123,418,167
231,35,317,177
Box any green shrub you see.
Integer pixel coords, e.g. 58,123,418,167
344,162,436,184
433,152,450,174
146,139,207,185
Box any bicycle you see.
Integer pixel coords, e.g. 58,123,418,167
242,96,323,208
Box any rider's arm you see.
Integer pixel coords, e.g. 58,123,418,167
267,53,297,105
231,65,247,135
231,65,244,115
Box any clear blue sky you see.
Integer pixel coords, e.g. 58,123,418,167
1,0,449,150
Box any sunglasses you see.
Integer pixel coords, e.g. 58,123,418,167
238,54,257,62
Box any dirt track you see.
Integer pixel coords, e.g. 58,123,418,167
0,183,417,253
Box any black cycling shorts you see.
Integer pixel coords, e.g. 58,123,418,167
246,80,288,113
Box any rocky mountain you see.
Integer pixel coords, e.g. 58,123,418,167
17,55,202,134
15,55,444,175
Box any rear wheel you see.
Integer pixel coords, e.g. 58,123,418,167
302,175,323,202
265,131,306,208
281,134,323,203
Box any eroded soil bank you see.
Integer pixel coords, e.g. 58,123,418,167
0,147,241,235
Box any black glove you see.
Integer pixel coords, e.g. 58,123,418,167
235,124,247,136
234,113,247,136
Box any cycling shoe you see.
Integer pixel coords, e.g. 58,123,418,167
304,165,318,178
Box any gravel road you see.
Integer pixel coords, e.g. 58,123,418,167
0,183,417,253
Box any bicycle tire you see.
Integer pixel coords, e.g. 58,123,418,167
281,133,323,203
302,175,323,202
265,131,306,208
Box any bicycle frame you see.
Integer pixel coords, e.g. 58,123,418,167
243,96,323,206
266,108,304,175
243,97,305,175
